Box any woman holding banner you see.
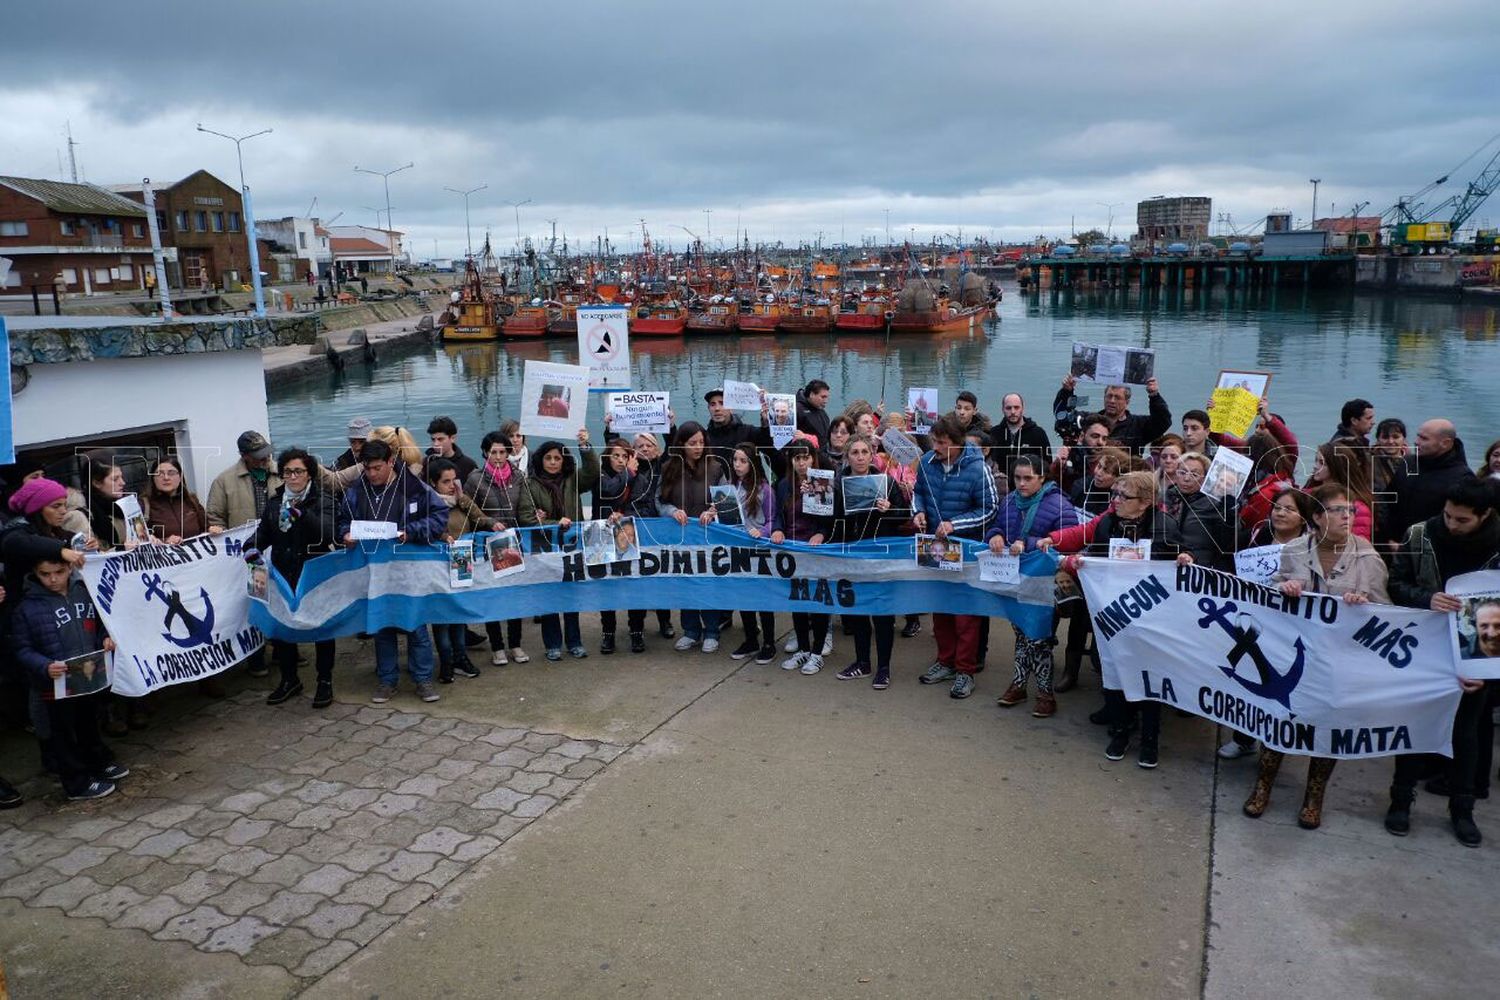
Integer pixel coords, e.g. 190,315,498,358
772,441,835,675
829,435,909,688
465,431,538,666
724,442,779,665
1245,482,1389,830
526,430,599,661
657,422,725,653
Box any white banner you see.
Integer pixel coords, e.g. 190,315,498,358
1077,558,1461,758
79,526,263,696
577,305,630,389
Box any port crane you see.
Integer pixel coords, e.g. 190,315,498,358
1384,132,1500,253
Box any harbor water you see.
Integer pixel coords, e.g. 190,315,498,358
268,287,1500,467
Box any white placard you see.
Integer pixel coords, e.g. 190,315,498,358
350,520,399,540
115,494,150,547
723,380,763,411
53,650,112,700
577,305,631,389
1446,570,1500,680
520,359,591,438
607,392,670,434
1108,538,1152,561
881,428,923,467
766,392,798,449
908,388,939,433
979,552,1021,586
801,469,834,515
1203,447,1254,500
448,539,475,589
1234,543,1283,586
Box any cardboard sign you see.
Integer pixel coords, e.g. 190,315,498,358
978,552,1021,586
1209,387,1260,439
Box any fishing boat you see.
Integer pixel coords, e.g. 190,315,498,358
835,285,892,333
686,294,740,334
886,246,998,334
440,259,502,342
738,294,788,332
545,288,583,337
632,299,689,336
777,297,835,334
887,300,993,334
500,296,549,338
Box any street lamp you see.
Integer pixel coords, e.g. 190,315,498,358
196,123,272,316
444,184,487,259
354,161,414,276
507,198,532,250
1309,178,1322,228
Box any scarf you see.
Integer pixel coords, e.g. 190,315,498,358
1012,481,1052,540
534,468,568,520
278,482,310,533
483,460,513,488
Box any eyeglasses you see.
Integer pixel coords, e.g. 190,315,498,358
153,468,181,478
282,467,310,478
1323,504,1355,515
1111,489,1140,500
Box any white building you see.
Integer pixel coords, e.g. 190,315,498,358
328,225,406,274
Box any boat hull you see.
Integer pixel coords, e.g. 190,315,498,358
737,314,782,332
547,319,578,337
501,316,549,339
632,316,687,337
686,313,739,334
776,314,834,334
834,312,887,332
442,324,501,342
888,305,993,334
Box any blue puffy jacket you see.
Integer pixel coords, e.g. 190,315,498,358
9,574,107,695
912,443,999,542
985,481,1079,550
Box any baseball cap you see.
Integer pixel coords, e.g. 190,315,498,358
236,430,272,460
346,417,373,440
704,387,724,403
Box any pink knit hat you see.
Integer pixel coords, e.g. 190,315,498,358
8,478,67,516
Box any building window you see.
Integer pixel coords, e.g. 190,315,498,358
2,268,18,288
229,212,242,233
60,219,77,236
195,211,208,232
94,268,111,283
176,211,190,231
0,221,28,236
60,268,77,285
132,222,145,238
118,264,134,280
212,212,225,233
297,231,307,249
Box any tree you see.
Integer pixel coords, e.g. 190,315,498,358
1074,229,1108,246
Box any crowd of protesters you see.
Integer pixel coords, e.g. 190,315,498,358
2,371,1497,850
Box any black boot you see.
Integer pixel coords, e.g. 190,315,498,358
454,651,481,679
438,651,455,684
266,678,303,705
630,632,646,654
1384,784,1415,836
311,679,334,709
1450,794,1482,847
0,776,22,809
601,632,616,655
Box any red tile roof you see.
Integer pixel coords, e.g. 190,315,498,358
330,237,393,255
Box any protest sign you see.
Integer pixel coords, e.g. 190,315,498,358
80,525,264,697
54,650,112,700
448,539,475,588
1078,558,1461,758
841,474,887,513
580,520,621,566
1445,570,1500,679
722,380,763,411
350,520,398,541
1071,343,1155,384
1204,447,1253,500
1234,544,1284,586
1209,387,1261,439
766,393,798,448
252,521,1063,643
520,360,590,438
802,469,834,515
607,392,670,434
708,484,745,527
916,534,963,572
1108,538,1151,561
485,530,525,578
881,429,923,467
1216,369,1272,399
908,388,939,433
577,305,631,389
116,495,150,547
978,552,1020,586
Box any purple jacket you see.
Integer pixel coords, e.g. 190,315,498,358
985,482,1079,551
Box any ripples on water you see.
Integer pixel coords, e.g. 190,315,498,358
269,287,1500,466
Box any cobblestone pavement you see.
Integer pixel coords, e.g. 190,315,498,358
0,689,626,981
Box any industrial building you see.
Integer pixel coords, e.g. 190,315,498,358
1136,196,1211,242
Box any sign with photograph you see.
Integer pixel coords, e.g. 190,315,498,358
520,360,590,438
53,650,112,700
580,518,639,566
766,392,798,449
908,388,939,433
577,305,631,389
116,494,150,547
708,484,745,527
484,530,525,578
801,469,834,516
1203,446,1254,500
916,533,963,572
1071,342,1155,385
1445,570,1500,679
448,538,475,589
840,474,887,513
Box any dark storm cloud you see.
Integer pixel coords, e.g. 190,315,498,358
5,0,1498,244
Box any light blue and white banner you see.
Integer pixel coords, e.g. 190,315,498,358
250,519,1060,643
1078,558,1461,758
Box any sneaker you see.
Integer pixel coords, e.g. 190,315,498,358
872,666,891,690
674,636,698,652
371,683,396,704
546,649,563,662
949,673,975,699
996,683,1027,707
569,646,588,659
600,633,616,656
509,647,531,663
266,679,304,706
67,780,116,801
491,648,509,666
800,653,824,675
836,661,872,680
1032,693,1057,718
630,633,646,654
754,643,776,664
0,778,22,810
416,681,441,703
784,634,799,653
901,617,922,638
919,661,956,685
659,623,677,640
781,651,810,672
1138,742,1159,769
1105,730,1131,760
821,633,834,656
1217,739,1254,760
99,763,130,782
454,658,481,679
312,681,334,709
730,639,760,660
701,638,720,654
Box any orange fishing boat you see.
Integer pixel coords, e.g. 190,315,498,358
440,258,502,342
835,286,892,333
686,295,740,334
738,295,788,332
632,300,689,336
501,295,549,338
777,298,835,334
887,300,993,334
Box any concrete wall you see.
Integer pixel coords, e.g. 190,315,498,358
12,349,270,497
1355,255,1470,292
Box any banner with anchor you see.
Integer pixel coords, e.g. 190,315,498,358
1078,558,1462,758
79,525,264,697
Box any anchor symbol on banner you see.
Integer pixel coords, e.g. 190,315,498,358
1195,597,1304,710
141,572,216,649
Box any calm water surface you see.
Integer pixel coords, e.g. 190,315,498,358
268,286,1500,466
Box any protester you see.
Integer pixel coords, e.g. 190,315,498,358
771,441,833,674
1071,446,1128,516
526,431,599,660
595,439,643,656
657,422,726,652
1165,452,1238,570
988,393,1052,482
1304,440,1374,541
1180,410,1217,459
142,456,207,543
725,442,779,664
876,411,923,640
368,426,426,475
987,454,1079,715
2,479,88,612
1479,439,1500,481
335,417,372,471
427,457,494,681
1150,433,1185,499
256,448,340,707
207,431,281,533
1246,486,1316,549
9,555,126,800
84,452,127,550
1053,414,1111,493
796,379,833,450
1387,477,1500,846
337,438,448,703
823,416,854,469
829,435,909,687
1373,418,1410,495
1330,398,1375,446
702,388,759,476
952,391,990,437
1041,470,1182,766
464,431,536,665
1244,483,1391,828
426,415,479,482
1055,375,1171,453
913,415,999,699
500,420,530,473
625,431,677,645
1237,428,1300,533
1389,419,1475,545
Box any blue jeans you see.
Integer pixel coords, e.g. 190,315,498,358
681,609,720,642
431,623,466,662
539,612,581,652
374,627,434,686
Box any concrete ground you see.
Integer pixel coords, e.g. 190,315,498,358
1,617,1496,998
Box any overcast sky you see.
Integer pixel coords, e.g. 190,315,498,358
5,1,1498,256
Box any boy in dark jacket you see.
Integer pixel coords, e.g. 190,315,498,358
10,556,126,800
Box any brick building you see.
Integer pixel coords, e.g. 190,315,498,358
1135,196,1212,243
113,170,273,291
0,176,157,296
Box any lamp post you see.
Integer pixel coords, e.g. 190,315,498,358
354,162,414,276
1309,178,1322,229
507,198,532,250
444,184,487,258
196,123,272,316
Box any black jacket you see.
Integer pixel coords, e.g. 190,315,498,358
1070,475,1113,516
1390,441,1475,540
828,469,910,544
1085,506,1183,560
1389,513,1500,610
1165,486,1238,570
701,415,758,481
1053,387,1171,453
988,418,1052,479
796,389,832,453
255,483,340,588
1,516,69,617
424,446,479,484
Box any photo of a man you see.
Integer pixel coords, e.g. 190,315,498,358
1461,598,1500,661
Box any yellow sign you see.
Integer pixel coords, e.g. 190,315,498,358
1209,387,1260,440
